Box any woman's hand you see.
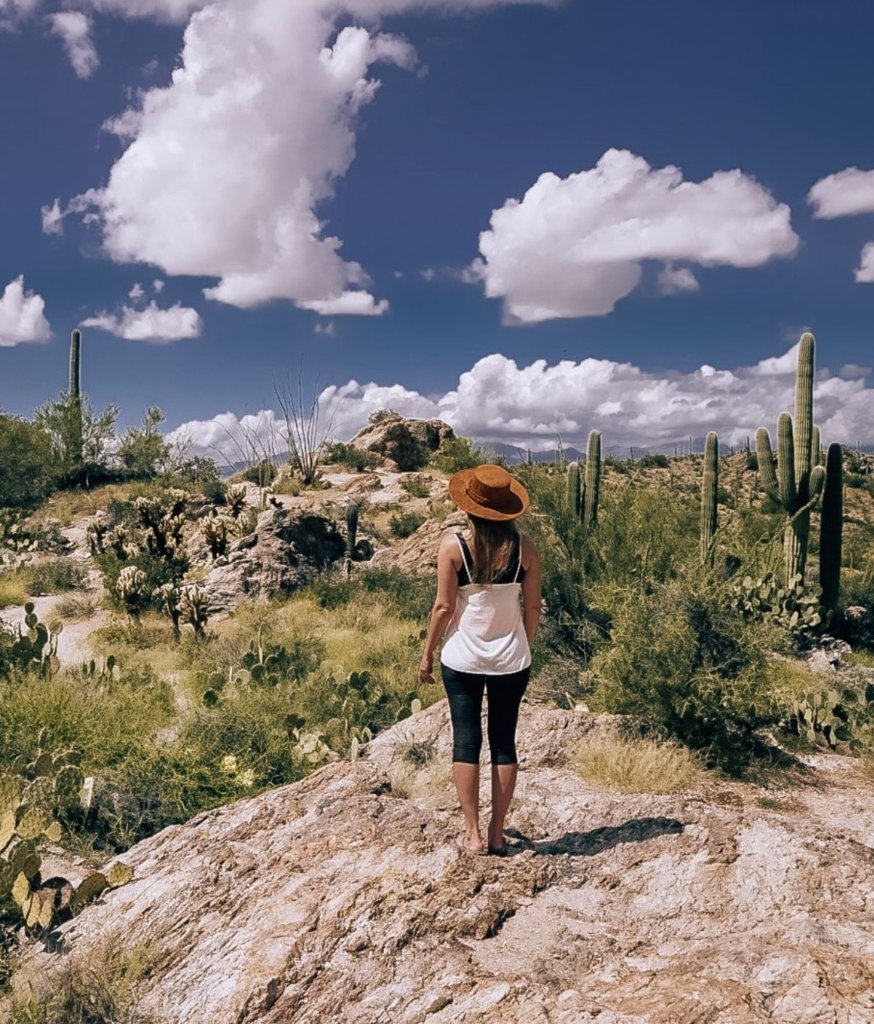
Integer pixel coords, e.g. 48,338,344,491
418,652,436,684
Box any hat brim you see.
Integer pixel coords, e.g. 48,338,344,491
447,468,530,521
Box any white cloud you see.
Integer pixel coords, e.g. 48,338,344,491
314,321,336,335
0,0,39,28
0,275,51,347
128,282,145,301
471,148,799,323
152,278,165,293
41,198,64,235
657,263,699,295
49,11,99,78
807,167,874,219
855,241,874,283
81,300,202,342
168,342,874,457
51,0,552,315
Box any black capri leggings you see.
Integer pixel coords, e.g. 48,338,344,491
441,663,530,765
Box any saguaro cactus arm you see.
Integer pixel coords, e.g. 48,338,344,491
756,428,780,504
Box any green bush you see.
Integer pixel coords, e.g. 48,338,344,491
389,510,426,538
0,414,56,508
117,407,171,480
637,452,670,469
589,565,789,773
27,558,88,596
429,436,487,474
324,442,381,472
242,459,278,485
308,567,434,621
400,475,431,498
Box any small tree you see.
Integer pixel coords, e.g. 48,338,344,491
0,414,56,507
117,406,171,480
34,392,118,488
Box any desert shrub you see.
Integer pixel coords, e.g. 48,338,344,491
589,564,790,773
368,409,397,426
324,442,381,472
399,475,431,498
117,407,171,480
8,941,159,1024
0,414,56,508
241,458,278,486
54,592,99,621
389,510,426,538
33,392,119,489
308,568,433,621
27,558,87,596
429,436,487,474
637,452,670,469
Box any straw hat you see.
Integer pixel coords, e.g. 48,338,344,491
447,464,529,521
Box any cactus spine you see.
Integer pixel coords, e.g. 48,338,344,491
819,442,843,616
755,333,826,585
583,430,601,528
69,329,83,479
700,432,718,566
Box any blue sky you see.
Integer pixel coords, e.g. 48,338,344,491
0,0,872,455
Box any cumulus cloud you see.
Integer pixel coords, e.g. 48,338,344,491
168,342,874,458
0,275,51,347
0,0,39,28
49,11,99,77
49,0,552,315
855,241,874,284
81,300,202,342
807,167,874,219
471,148,799,323
808,167,874,284
657,263,699,295
128,282,145,301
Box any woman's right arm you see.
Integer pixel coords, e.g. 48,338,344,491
520,534,542,646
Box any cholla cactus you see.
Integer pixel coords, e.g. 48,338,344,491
157,582,182,640
86,514,109,555
115,566,149,618
201,513,232,559
235,507,258,538
225,484,248,519
179,584,209,638
107,525,138,561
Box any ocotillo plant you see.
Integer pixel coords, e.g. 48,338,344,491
700,432,718,566
819,442,843,616
756,333,826,585
69,328,83,478
582,430,602,528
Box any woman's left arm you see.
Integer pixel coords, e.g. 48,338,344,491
520,534,542,646
418,533,459,684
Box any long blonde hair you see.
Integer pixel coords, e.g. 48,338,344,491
466,514,519,585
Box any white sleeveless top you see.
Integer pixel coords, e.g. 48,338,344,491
440,533,531,675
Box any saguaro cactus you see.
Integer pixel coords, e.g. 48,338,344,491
566,461,581,517
756,333,826,585
819,442,843,616
68,329,83,477
700,431,718,566
582,430,602,528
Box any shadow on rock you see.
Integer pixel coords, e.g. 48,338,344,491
505,815,684,857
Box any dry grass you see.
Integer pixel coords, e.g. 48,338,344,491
33,484,141,528
0,568,31,609
54,591,100,621
845,649,874,669
9,941,160,1024
570,729,704,794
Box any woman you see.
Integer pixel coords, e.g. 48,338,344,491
419,464,541,856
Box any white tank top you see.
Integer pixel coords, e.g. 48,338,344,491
440,533,531,675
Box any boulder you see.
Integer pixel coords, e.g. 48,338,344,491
204,507,345,611
350,415,455,472
23,700,874,1023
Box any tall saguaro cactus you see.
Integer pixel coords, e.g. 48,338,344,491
700,431,718,566
68,329,84,478
566,461,581,517
756,333,826,585
582,430,602,528
819,442,843,616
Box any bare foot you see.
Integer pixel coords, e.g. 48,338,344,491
456,833,486,855
487,819,505,853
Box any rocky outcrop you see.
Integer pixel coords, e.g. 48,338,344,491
204,506,345,612
370,511,465,574
350,415,454,471
28,701,874,1024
